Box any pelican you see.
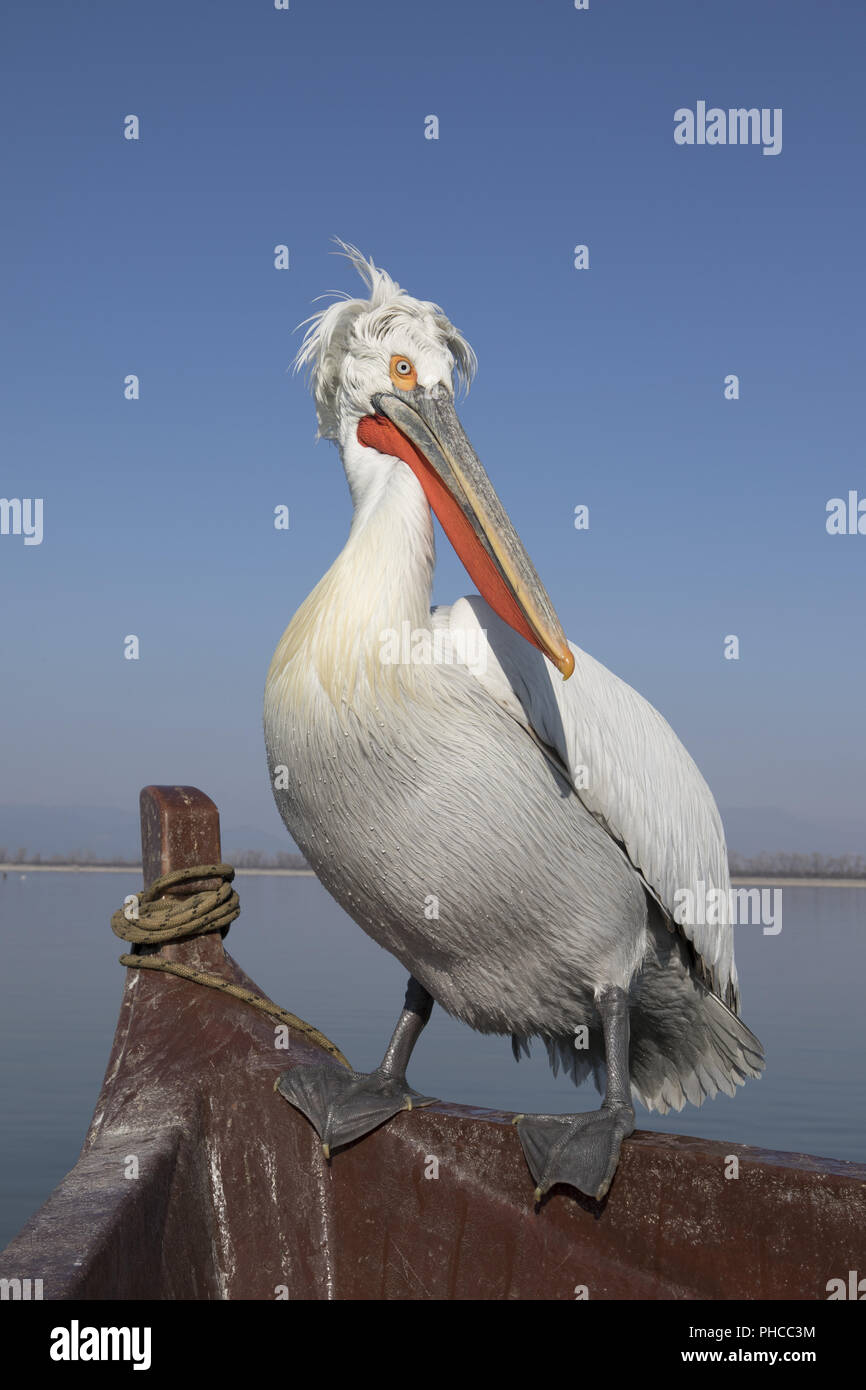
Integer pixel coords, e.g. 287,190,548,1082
264,245,763,1201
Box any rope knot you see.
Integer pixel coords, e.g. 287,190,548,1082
110,862,351,1070
111,863,240,946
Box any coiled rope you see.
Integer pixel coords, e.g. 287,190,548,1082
111,863,350,1070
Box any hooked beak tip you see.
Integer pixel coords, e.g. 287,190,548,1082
553,648,575,680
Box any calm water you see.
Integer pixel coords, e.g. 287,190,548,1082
1,871,864,1249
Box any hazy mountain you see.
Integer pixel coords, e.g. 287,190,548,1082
0,805,141,861
0,806,297,863
720,807,866,858
0,803,863,864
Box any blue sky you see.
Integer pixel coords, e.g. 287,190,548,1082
2,0,864,844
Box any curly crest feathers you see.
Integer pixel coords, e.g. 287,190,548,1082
294,240,476,440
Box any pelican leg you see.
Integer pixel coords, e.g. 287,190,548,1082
276,976,437,1157
516,984,635,1201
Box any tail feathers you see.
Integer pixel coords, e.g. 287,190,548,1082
513,991,763,1116
511,925,764,1116
628,920,764,1113
629,989,764,1114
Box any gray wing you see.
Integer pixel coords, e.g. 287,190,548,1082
439,596,739,1010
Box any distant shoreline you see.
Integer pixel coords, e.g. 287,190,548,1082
0,864,316,877
1,864,864,887
731,876,866,888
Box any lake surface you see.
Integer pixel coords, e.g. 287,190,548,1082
1,871,864,1250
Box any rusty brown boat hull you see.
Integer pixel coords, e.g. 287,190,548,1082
1,786,864,1300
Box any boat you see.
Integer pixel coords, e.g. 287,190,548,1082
1,784,863,1300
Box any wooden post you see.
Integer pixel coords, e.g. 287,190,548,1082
140,785,222,891
138,785,229,970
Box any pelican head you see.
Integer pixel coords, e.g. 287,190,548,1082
295,242,574,679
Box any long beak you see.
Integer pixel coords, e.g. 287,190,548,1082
358,386,574,679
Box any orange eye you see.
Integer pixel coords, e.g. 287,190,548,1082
389,355,418,389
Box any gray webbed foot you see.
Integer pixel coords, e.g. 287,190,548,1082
516,1103,634,1201
276,1064,438,1157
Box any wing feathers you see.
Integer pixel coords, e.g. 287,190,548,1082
448,596,739,1009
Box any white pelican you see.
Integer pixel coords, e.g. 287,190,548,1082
264,244,763,1201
